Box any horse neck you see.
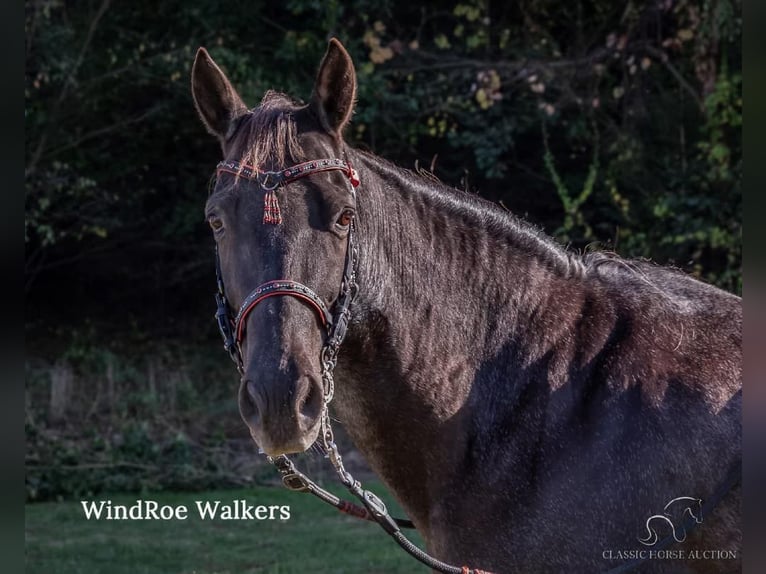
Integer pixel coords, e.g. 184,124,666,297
347,150,582,392
332,150,585,526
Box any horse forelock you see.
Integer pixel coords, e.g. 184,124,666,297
230,90,306,170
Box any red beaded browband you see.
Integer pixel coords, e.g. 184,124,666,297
215,158,360,224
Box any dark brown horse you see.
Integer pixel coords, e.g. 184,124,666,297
191,39,741,573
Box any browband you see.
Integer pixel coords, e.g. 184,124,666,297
216,158,360,189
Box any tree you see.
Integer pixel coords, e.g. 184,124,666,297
25,0,741,344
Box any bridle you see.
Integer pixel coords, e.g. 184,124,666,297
210,156,493,574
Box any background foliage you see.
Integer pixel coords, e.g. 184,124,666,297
25,0,741,500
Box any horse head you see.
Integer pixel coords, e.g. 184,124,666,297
191,39,358,456
687,497,703,523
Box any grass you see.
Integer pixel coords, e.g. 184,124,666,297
25,483,425,574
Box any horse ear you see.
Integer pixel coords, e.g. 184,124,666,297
310,38,357,137
191,47,248,141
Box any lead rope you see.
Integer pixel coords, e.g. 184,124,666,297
319,407,492,574
267,384,493,574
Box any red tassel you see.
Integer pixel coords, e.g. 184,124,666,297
349,168,360,188
263,189,282,224
347,162,360,188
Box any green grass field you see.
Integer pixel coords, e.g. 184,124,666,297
25,483,425,573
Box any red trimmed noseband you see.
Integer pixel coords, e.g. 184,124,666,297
233,280,334,345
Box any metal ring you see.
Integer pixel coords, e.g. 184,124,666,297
259,172,282,190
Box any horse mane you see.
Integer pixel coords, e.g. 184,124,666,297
231,91,305,169
364,152,713,303
229,94,692,298
581,250,686,284
354,149,585,277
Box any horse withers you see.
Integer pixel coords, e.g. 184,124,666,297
191,38,741,573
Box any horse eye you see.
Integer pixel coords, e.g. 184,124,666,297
336,210,354,227
209,217,223,232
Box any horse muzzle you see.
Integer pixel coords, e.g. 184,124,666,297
238,370,324,456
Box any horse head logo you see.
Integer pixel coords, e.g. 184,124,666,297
638,496,703,546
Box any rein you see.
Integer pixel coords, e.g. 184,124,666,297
211,157,492,574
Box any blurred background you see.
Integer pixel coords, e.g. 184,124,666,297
25,0,741,571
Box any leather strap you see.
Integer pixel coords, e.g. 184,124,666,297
233,280,334,345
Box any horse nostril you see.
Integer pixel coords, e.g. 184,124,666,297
296,376,323,431
239,380,261,426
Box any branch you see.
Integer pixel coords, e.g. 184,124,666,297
641,45,703,110
381,41,705,114
79,46,190,90
383,46,613,82
42,106,161,159
26,0,113,178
